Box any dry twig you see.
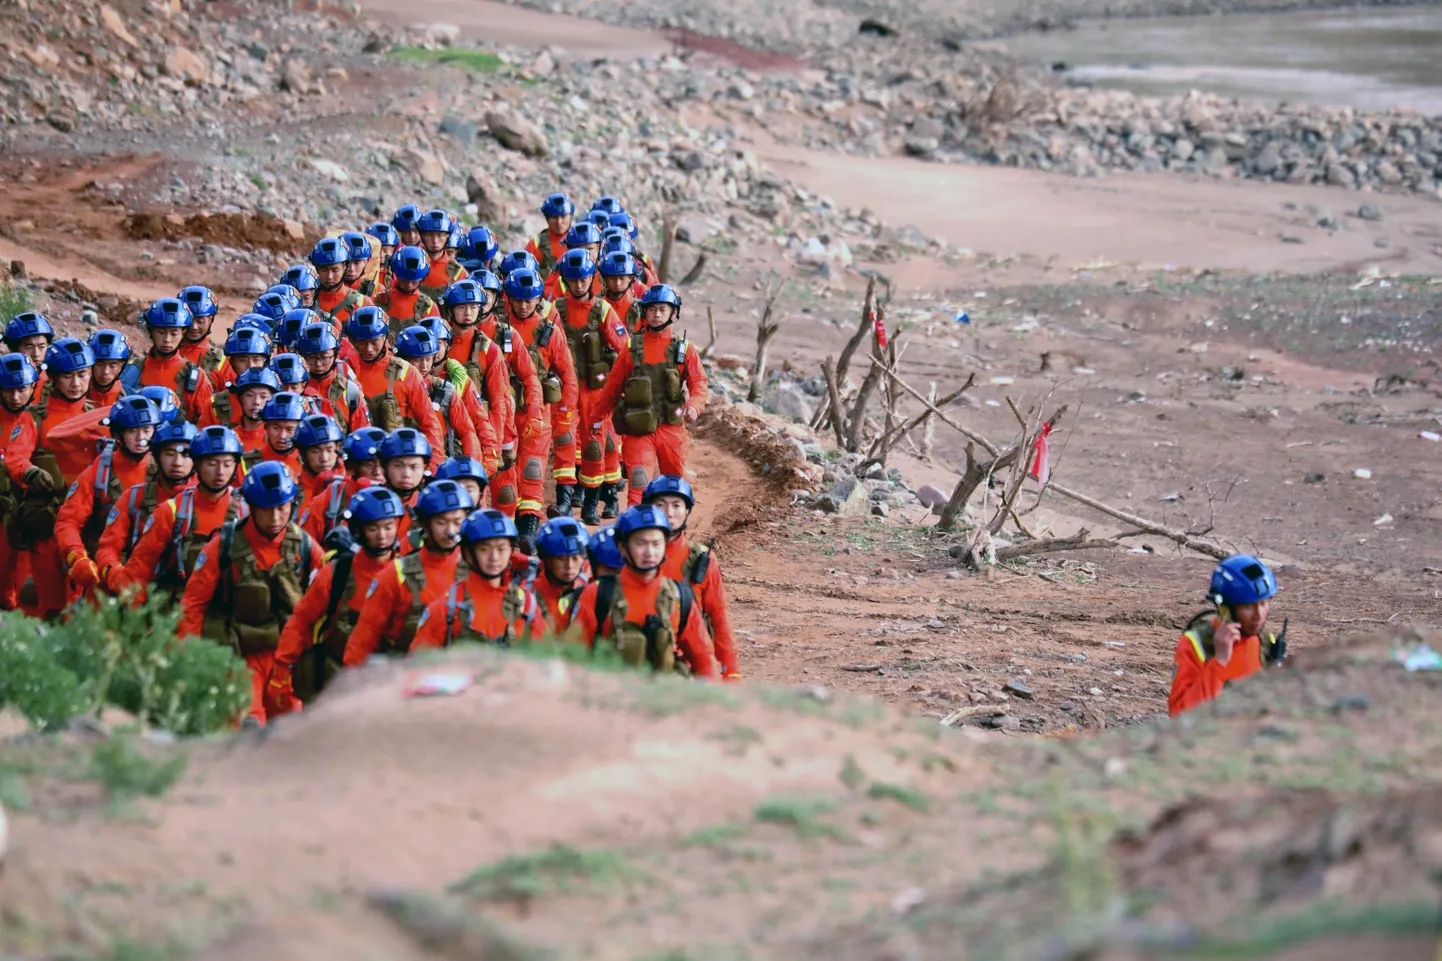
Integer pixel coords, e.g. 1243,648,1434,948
746,282,782,403
700,305,718,360
820,356,847,450
656,211,678,284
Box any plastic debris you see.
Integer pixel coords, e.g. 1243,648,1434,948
1374,513,1394,526
1419,431,1440,442
404,671,473,697
1353,468,1373,480
953,310,971,325
1396,642,1442,672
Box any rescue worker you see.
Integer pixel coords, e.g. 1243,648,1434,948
556,251,628,523
200,366,277,451
443,277,519,509
1168,554,1287,716
585,524,622,578
214,325,272,391
496,250,540,282
599,250,645,332
525,192,574,277
111,426,245,598
251,288,301,329
271,486,406,708
379,427,433,547
410,508,542,651
54,396,163,602
179,460,323,725
293,413,345,505
269,352,314,404
415,209,469,303
294,323,369,431
280,265,319,310
456,225,499,276
394,324,492,466
418,315,501,477
311,237,372,329
643,475,740,681
275,309,321,353
340,231,374,293
498,267,579,530
5,312,54,368
432,455,487,509
94,420,198,584
342,478,475,664
392,203,423,248
592,285,707,507
607,213,659,286
176,285,225,372
242,391,306,477
543,223,603,301
119,298,214,424
137,385,183,426
87,329,133,408
344,307,445,459
375,246,440,333
533,516,589,631
300,426,386,544
0,353,41,610
568,505,717,678
363,222,399,296
591,195,624,217
6,337,96,619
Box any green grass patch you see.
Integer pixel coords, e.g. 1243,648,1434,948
753,794,850,841
0,283,35,318
629,679,741,717
682,822,749,848
1178,899,1440,958
865,780,930,812
89,737,187,802
388,46,503,73
449,844,639,901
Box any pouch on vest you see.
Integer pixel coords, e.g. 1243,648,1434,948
620,377,658,435
369,391,404,431
15,447,65,546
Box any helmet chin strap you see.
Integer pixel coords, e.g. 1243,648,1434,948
362,540,395,558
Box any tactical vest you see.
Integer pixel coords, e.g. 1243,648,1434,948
463,329,498,408
80,443,142,555
119,357,204,399
316,289,363,327
198,342,225,374
318,476,348,540
533,231,560,275
202,519,312,657
590,574,695,674
124,478,168,560
614,333,688,436
12,401,89,547
158,488,248,598
392,551,470,654
209,391,239,427
429,377,461,457
439,580,535,647
323,374,364,426
508,312,565,407
291,548,362,701
382,293,438,340
562,300,618,391
365,358,409,431
0,450,14,547
1182,611,1287,668
419,259,467,304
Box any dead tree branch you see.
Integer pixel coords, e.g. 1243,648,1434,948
746,283,783,403
847,352,886,454
1042,483,1231,559
679,252,708,286
864,374,975,465
656,211,678,284
994,528,1116,562
869,359,997,455
820,357,847,450
811,276,878,434
700,306,718,360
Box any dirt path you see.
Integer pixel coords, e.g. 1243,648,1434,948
357,0,672,60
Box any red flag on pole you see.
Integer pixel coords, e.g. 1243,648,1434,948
870,307,888,349
1030,423,1052,485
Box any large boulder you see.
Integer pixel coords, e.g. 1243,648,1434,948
765,385,815,424
812,476,869,516
486,111,548,158
465,167,504,221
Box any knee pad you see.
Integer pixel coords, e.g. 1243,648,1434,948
582,439,603,462
554,432,573,447
522,457,545,481
629,465,649,489
604,434,618,455
495,483,517,506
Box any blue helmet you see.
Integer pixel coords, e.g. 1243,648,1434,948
340,230,373,263
639,284,682,313
443,279,485,309
415,479,474,518
269,353,309,389
458,226,498,271
233,313,275,335
252,291,298,322
497,250,539,277
584,209,611,230
447,223,465,249
503,268,543,302
417,316,451,343
240,460,299,508
417,208,453,235
0,352,39,389
343,427,387,463
5,312,54,347
601,234,635,258
378,427,432,462
345,487,405,527
389,245,430,284
366,221,400,247
225,325,273,359
265,284,302,301
276,308,319,348
460,507,516,544
392,204,423,233
88,329,132,362
143,298,193,329
433,455,487,487
642,474,695,508
295,413,344,448
281,264,319,293
153,420,200,450
536,517,589,558
262,391,307,422
600,226,628,247
591,196,624,217
607,211,638,239
231,366,282,396
138,386,182,424
177,285,218,319
310,237,350,267
598,251,637,278
45,337,95,372
394,325,441,360
191,425,244,459
1210,555,1278,608
346,306,391,343
295,322,339,355
475,269,502,297
616,504,670,541
107,395,162,432
540,192,575,218
587,525,623,570
565,223,603,249
558,249,597,281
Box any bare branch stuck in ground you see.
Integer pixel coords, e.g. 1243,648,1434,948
679,251,708,285
812,275,879,434
656,211,678,284
821,356,848,450
746,282,783,404
700,305,718,360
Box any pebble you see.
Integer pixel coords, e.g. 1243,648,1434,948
1001,680,1035,700
1353,468,1373,480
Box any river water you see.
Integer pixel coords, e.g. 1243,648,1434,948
999,6,1442,114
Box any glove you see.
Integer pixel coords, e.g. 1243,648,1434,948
523,418,546,440
682,405,700,423
499,443,516,470
69,557,100,590
267,667,299,714
24,467,56,492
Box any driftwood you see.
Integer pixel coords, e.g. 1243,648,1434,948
994,529,1116,562
1042,483,1231,560
656,211,678,284
746,283,782,404
940,704,1009,726
820,356,847,450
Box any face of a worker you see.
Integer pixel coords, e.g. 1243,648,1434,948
265,419,299,451
53,369,91,401
425,509,466,551
93,359,125,389
470,537,513,578
302,441,339,475
240,387,273,422
196,454,237,491
252,504,290,537
351,458,384,482
384,455,426,494
360,517,399,554
354,337,387,363
623,528,667,572
545,553,584,584
119,425,154,457
157,444,194,482
1234,599,1269,638
150,326,185,355
652,494,690,539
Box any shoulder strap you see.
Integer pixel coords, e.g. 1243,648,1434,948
319,550,355,640
586,299,608,330
630,331,645,364
218,519,237,587
94,443,115,498
675,579,695,637
591,574,618,645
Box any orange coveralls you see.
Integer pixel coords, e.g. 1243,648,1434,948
94,475,196,581
315,286,373,329
1167,623,1265,716
128,352,214,424
569,568,719,679
450,326,522,512
342,544,464,665
374,288,440,332
410,572,540,650
111,485,241,596
54,445,153,600
506,302,580,489
662,534,739,680
304,362,372,433
300,474,374,544
349,351,446,467
476,319,549,519
558,294,628,490
525,229,567,276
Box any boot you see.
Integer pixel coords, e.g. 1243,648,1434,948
600,482,620,519
547,482,575,518
580,485,601,525
516,513,540,555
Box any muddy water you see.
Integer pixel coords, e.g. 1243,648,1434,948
1000,7,1442,113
